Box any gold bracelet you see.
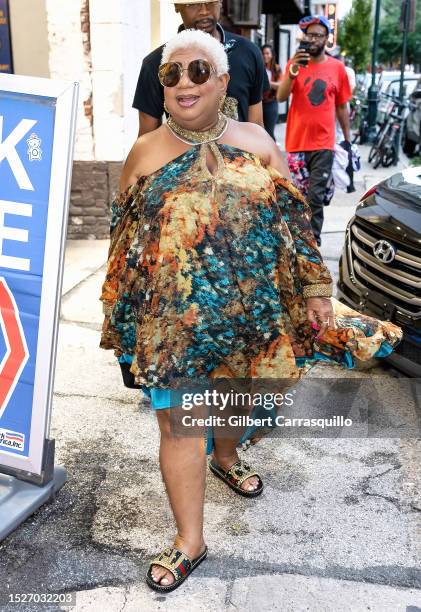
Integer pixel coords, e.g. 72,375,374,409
102,302,114,315
289,65,300,79
302,284,333,299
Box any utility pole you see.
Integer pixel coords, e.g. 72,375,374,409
394,0,412,163
399,0,411,101
367,0,382,143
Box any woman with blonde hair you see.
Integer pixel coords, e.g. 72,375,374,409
100,29,401,592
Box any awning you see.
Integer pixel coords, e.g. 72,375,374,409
262,0,305,22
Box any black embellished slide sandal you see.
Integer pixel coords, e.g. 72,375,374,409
146,546,208,593
209,459,264,498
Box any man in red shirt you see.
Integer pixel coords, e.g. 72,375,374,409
277,15,351,245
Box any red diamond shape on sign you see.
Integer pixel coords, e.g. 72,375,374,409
0,277,29,419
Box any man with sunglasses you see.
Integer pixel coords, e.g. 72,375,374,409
277,15,352,246
133,0,268,135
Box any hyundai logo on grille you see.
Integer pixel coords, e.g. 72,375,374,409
373,240,396,264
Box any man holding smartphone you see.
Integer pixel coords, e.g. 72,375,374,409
277,15,351,246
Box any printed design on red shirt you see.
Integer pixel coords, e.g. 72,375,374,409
300,74,336,107
308,79,328,106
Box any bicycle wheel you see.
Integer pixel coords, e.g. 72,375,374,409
382,146,397,167
369,130,386,165
380,125,399,167
370,124,392,167
372,148,383,169
369,122,389,160
368,143,378,163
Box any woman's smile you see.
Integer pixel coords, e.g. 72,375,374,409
176,94,200,108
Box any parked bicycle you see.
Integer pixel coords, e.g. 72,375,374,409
367,93,397,164
368,93,415,168
350,96,369,144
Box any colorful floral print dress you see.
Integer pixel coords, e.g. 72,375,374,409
100,144,401,390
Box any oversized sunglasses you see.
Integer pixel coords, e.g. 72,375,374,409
158,60,216,87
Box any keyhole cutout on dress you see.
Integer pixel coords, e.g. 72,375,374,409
200,142,224,178
206,147,218,176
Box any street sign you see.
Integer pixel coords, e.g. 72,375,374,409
325,2,338,49
0,74,78,484
0,0,13,73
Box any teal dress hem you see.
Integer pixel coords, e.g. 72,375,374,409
118,339,397,455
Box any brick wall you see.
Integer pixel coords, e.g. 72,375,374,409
68,161,122,239
45,1,170,238
46,0,95,160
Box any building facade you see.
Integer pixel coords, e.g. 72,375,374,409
5,0,180,238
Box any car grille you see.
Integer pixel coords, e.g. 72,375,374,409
349,219,421,317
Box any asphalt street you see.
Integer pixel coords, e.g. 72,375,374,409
0,140,420,612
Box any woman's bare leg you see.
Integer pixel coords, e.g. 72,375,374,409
151,408,207,586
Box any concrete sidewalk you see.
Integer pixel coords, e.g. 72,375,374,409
61,239,109,297
0,150,419,612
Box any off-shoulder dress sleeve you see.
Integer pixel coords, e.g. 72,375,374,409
100,178,145,351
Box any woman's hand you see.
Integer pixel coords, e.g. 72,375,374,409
306,297,335,337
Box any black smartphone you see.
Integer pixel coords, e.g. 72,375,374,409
297,40,311,66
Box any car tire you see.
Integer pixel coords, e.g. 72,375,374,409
402,132,417,157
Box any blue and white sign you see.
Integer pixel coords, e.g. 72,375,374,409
0,75,78,476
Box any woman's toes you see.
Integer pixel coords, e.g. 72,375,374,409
243,476,259,491
151,565,163,582
161,570,174,585
151,565,174,585
160,571,173,585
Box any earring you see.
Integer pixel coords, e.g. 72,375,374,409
164,101,170,114
219,94,226,111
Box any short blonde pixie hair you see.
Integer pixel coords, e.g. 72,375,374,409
161,29,229,76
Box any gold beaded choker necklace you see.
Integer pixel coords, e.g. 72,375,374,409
167,111,228,145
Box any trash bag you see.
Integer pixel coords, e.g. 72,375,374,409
339,140,356,193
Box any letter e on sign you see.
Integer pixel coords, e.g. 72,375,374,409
0,199,32,271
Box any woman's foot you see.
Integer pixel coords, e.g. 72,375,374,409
150,534,206,587
211,452,260,492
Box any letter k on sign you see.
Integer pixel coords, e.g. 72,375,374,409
0,116,37,191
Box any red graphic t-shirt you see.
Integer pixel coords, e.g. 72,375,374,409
284,56,352,152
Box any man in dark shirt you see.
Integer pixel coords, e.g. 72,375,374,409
133,0,268,135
